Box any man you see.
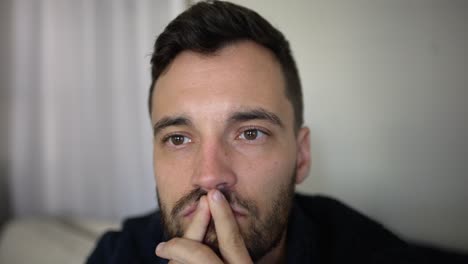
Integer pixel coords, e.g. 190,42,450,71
88,1,467,263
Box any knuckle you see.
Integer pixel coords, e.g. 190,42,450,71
165,237,182,249
192,245,210,259
169,237,182,244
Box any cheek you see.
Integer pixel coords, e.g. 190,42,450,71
232,135,297,179
232,145,296,208
153,148,194,209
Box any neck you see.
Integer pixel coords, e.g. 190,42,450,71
255,229,287,264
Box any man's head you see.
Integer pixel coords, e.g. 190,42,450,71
149,1,311,261
149,0,303,132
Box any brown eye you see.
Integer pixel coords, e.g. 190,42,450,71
243,129,258,140
169,135,190,146
238,128,268,141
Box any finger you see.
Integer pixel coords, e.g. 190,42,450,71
208,190,252,264
184,196,211,241
155,238,223,264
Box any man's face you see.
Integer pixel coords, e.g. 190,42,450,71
151,41,310,259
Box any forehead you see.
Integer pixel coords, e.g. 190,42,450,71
151,41,293,127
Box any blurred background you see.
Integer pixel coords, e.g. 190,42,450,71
1,0,467,262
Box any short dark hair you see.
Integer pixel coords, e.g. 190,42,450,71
149,0,303,131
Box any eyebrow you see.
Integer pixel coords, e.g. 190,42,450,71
153,108,284,136
228,108,284,128
153,116,192,136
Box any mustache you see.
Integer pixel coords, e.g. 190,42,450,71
170,188,258,218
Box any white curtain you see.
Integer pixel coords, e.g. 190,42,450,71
10,0,185,220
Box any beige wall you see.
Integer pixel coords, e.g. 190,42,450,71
230,0,468,251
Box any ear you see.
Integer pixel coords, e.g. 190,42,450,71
295,127,311,184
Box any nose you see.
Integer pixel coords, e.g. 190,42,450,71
191,139,237,191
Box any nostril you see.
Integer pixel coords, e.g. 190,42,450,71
215,183,228,191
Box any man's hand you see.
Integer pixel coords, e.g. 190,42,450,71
155,190,253,264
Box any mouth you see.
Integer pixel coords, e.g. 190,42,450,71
181,202,199,217
230,203,248,217
180,202,248,218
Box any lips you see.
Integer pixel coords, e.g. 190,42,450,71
230,203,248,217
181,202,199,217
180,201,248,218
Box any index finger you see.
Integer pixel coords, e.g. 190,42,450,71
208,190,252,264
184,196,211,241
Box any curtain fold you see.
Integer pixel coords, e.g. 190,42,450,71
10,0,181,220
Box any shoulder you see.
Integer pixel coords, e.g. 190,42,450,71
295,194,396,236
294,194,468,263
86,211,165,264
294,193,408,263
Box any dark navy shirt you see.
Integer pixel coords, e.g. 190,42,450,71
87,194,468,264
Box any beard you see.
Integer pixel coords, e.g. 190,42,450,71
157,174,296,262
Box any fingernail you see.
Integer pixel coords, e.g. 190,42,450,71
212,190,224,202
156,242,165,253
